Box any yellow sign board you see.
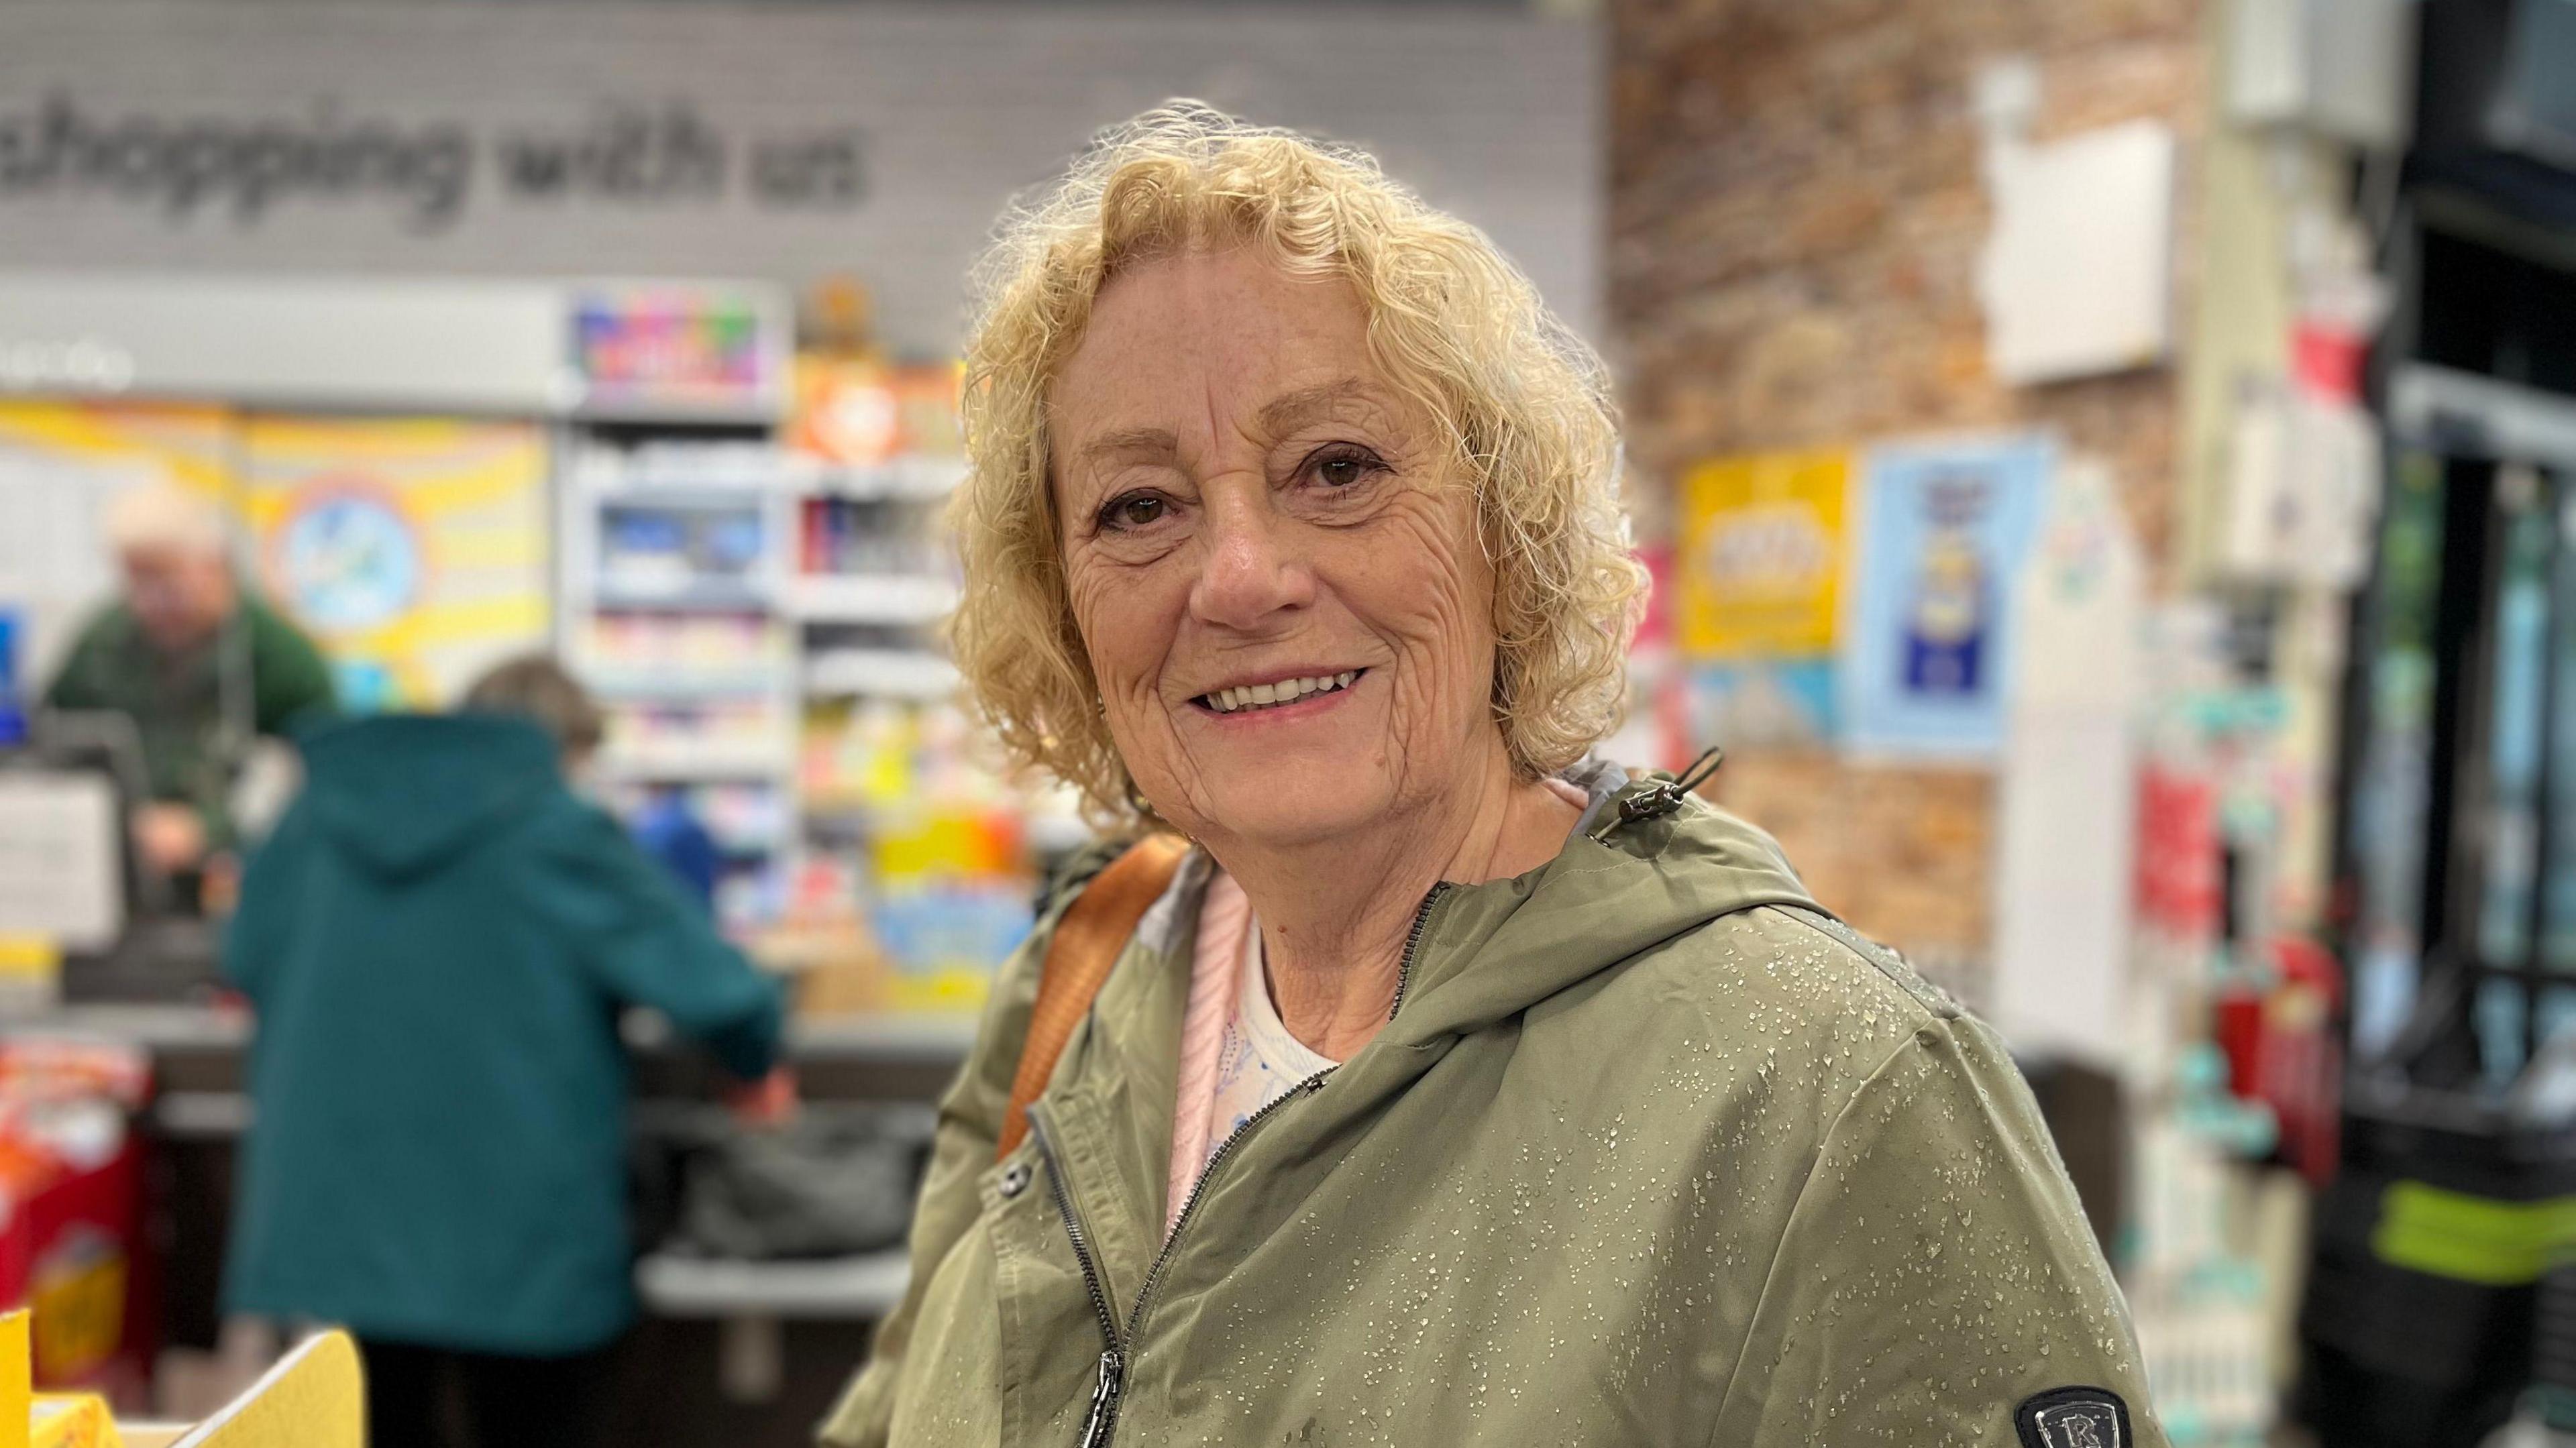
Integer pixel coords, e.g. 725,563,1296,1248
1676,450,1851,659
0,404,547,710
239,417,551,710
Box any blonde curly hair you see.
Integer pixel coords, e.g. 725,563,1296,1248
948,101,1645,826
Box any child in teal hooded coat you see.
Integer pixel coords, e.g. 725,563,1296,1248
221,657,787,1448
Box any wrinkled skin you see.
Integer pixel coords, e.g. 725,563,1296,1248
1049,247,1573,1056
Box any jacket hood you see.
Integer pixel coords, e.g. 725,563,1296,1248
1384,780,1824,1045
297,714,565,881
1122,764,1825,1051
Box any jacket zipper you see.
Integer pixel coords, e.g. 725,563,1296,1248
1026,1111,1126,1448
1029,883,1451,1448
1386,881,1450,1019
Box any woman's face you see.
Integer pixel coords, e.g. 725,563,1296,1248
1050,248,1499,849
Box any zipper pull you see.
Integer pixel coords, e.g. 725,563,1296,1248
1077,1347,1125,1448
1590,746,1725,842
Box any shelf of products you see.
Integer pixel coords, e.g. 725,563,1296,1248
803,649,961,701
780,573,959,626
791,454,968,501
597,781,789,858
592,495,774,608
575,612,789,702
557,341,1082,1022
596,700,797,777
562,431,799,940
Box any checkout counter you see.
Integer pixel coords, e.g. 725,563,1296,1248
16,945,969,1447
0,732,971,1447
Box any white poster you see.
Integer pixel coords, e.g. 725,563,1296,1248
0,772,123,949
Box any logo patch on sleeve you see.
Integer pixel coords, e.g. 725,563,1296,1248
2015,1386,2130,1448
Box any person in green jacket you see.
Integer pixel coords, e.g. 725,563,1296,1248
223,655,790,1448
822,103,2167,1448
45,483,336,886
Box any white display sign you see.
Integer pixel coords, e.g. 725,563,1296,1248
0,772,125,950
1991,461,2143,1069
1978,119,2179,386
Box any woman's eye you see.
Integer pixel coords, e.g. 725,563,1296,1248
1100,494,1167,531
1308,447,1385,490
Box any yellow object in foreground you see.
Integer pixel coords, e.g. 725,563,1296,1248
0,1312,361,1448
29,1397,120,1448
0,1314,112,1448
0,1311,28,1448
158,1332,362,1448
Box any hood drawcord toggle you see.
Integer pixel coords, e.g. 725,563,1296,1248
1589,746,1725,843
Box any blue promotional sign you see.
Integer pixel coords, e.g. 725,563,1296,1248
1839,435,2053,758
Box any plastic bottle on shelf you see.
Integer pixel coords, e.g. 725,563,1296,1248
0,610,25,747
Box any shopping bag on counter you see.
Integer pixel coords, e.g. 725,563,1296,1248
660,1104,934,1261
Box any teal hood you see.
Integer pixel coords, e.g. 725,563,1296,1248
299,714,562,881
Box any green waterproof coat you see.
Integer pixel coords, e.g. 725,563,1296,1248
822,777,2166,1448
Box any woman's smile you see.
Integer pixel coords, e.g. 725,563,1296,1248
1189,667,1364,718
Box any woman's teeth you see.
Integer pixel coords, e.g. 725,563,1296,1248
1203,671,1358,715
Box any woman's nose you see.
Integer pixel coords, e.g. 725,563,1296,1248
1190,488,1314,630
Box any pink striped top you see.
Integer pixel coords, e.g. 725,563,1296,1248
1165,868,1254,1231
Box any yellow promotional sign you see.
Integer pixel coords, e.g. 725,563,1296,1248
1676,450,1851,659
239,417,551,710
0,404,547,711
0,402,234,505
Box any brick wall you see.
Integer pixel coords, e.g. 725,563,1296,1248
1611,0,2207,969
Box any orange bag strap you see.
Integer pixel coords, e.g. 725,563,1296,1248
995,833,1191,1162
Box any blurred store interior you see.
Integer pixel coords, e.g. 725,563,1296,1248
1,0,2574,1442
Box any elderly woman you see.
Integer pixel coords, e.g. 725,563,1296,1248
824,106,2163,1448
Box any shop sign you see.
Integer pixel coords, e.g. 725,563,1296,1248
0,94,863,232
